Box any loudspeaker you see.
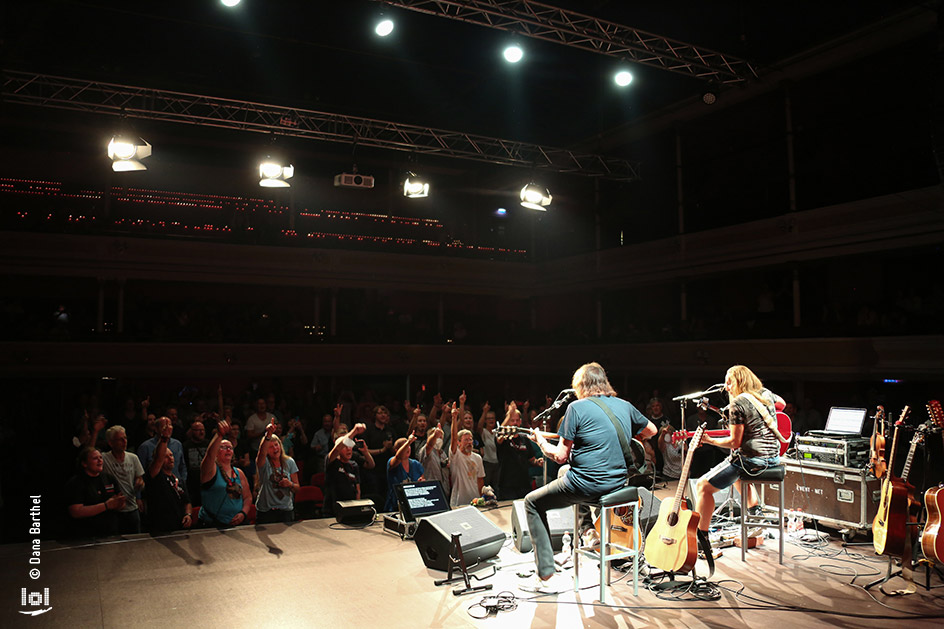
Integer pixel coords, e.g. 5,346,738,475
634,486,663,535
413,506,506,571
510,500,576,553
687,479,740,515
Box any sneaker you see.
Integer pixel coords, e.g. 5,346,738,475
581,528,600,549
519,572,571,595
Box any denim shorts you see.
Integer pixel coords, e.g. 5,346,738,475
702,453,780,490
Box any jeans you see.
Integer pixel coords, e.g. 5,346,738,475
523,477,597,579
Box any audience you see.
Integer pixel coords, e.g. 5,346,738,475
145,430,193,533
65,447,126,539
199,420,252,527
449,404,485,508
101,425,146,534
255,424,300,524
55,380,828,540
384,435,425,512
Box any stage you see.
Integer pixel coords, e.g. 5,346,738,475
3,486,943,628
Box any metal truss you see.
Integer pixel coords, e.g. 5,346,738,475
2,70,640,181
375,0,758,84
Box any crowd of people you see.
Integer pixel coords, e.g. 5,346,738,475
63,380,820,540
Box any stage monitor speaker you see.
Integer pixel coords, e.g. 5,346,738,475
510,500,575,553
634,486,663,535
413,506,506,571
687,479,739,515
335,499,375,525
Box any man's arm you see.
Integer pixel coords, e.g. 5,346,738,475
532,434,573,466
200,421,228,484
450,406,460,454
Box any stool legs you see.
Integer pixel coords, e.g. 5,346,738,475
739,480,785,564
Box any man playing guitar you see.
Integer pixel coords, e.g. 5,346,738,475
691,365,786,553
524,362,657,592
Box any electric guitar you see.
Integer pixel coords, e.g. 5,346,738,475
644,423,706,574
922,401,944,564
670,411,793,456
872,406,912,557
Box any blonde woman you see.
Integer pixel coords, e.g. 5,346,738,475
692,365,785,551
255,423,300,524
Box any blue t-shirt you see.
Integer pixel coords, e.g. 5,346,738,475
384,458,424,512
560,396,649,496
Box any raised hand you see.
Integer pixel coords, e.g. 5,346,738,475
482,401,490,413
217,420,231,438
459,390,467,406
159,417,173,439
353,422,367,435
334,403,343,419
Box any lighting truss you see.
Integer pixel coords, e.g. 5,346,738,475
374,0,758,84
2,70,640,181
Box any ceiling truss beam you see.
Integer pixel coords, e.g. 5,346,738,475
2,70,640,181
376,0,758,83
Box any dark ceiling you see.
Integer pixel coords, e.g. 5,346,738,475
3,0,922,147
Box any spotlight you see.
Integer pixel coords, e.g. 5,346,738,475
503,45,523,63
520,182,551,211
495,208,507,216
375,18,394,37
702,90,717,105
107,135,151,172
220,0,241,7
614,70,633,87
403,172,429,198
259,160,294,187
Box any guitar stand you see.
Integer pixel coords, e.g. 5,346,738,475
433,533,494,596
865,523,919,594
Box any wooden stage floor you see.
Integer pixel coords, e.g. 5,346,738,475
2,483,943,628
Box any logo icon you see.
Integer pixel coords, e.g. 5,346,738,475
19,588,52,616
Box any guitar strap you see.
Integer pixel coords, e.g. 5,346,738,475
588,397,647,476
739,393,789,444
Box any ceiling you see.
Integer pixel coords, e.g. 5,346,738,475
4,0,923,150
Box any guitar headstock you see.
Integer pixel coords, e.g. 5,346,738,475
874,405,885,423
895,405,910,427
927,400,943,430
689,423,708,448
493,425,518,436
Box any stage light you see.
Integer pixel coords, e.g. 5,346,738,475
703,90,717,105
520,182,551,211
221,0,241,7
107,135,151,172
503,45,523,63
403,172,429,198
615,70,633,87
496,207,507,216
375,19,394,37
259,160,294,187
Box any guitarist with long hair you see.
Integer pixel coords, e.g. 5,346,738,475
522,362,657,592
692,365,785,554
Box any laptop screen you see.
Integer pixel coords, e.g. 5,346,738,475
823,407,868,434
394,480,450,521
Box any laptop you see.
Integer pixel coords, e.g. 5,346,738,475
806,407,868,437
393,480,451,522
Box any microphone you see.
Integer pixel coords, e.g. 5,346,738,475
672,383,724,401
534,389,577,422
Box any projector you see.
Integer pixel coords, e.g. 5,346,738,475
334,172,375,189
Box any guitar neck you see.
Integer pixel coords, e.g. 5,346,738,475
671,426,706,513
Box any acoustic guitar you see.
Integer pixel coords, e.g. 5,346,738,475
922,401,944,564
493,425,559,441
593,499,642,553
872,406,912,557
644,423,706,574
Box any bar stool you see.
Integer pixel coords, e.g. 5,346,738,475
574,485,641,602
739,464,785,563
